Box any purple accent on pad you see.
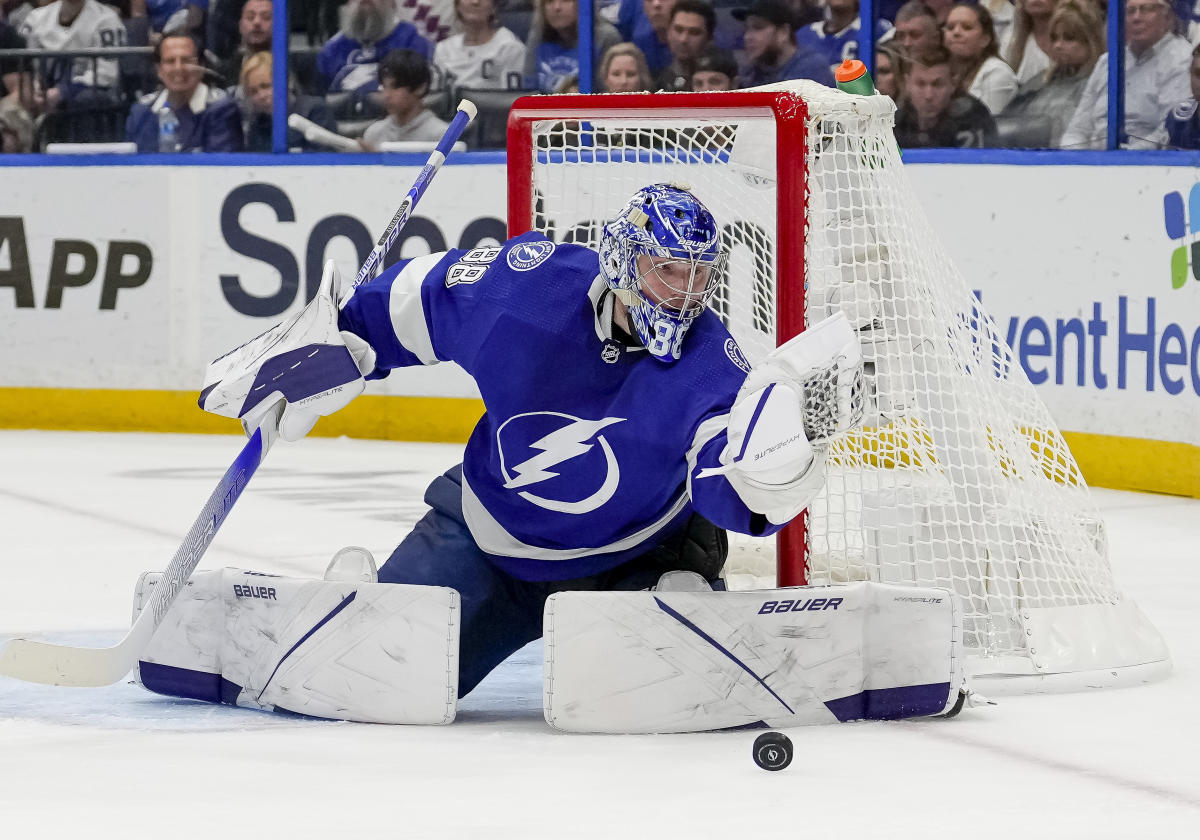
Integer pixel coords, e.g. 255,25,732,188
198,382,217,409
235,344,361,420
653,596,794,714
732,382,775,463
823,683,952,721
256,591,358,701
219,677,244,705
139,661,224,703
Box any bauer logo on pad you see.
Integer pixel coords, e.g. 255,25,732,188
506,240,556,272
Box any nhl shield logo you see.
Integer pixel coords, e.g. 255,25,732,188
506,239,556,272
601,339,621,364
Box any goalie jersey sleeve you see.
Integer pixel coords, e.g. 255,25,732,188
338,234,783,581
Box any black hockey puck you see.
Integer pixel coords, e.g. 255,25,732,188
752,731,793,771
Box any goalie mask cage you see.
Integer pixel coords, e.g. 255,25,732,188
506,82,1170,692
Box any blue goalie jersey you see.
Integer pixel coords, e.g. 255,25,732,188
338,233,782,581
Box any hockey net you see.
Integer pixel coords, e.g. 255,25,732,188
506,82,1169,689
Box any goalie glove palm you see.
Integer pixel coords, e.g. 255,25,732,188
199,260,377,441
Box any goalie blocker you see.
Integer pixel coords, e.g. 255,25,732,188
132,568,962,731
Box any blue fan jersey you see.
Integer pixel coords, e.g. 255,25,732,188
338,233,782,581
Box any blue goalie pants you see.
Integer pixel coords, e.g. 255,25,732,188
378,465,724,697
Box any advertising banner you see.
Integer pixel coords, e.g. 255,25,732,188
2,160,1197,493
1,163,506,398
912,165,1200,450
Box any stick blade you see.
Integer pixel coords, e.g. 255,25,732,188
0,636,136,687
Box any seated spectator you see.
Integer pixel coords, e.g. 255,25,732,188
18,0,125,109
657,0,714,91
925,0,953,23
361,48,449,148
1165,43,1200,148
1061,0,1191,148
944,2,1017,114
433,0,526,91
894,44,997,146
0,7,34,152
598,0,622,24
129,0,208,41
239,51,339,152
206,0,246,60
982,0,1017,54
1004,0,1056,88
875,41,909,100
214,0,271,88
796,0,892,71
1,11,30,109
126,33,243,151
788,0,827,29
734,0,835,87
999,0,1102,146
0,93,33,151
889,2,941,56
601,41,652,91
689,44,737,90
616,0,673,75
5,1,42,32
524,0,621,93
319,0,433,94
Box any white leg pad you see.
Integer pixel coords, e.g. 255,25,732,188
543,582,963,733
133,569,459,724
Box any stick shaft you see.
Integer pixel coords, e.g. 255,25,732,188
0,426,273,686
354,102,478,287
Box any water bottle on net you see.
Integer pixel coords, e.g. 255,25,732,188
157,107,180,153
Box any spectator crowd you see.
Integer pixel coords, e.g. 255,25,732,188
3,0,1200,152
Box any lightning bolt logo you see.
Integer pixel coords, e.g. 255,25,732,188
497,413,626,514
505,239,556,272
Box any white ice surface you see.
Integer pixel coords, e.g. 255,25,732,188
1,431,1197,839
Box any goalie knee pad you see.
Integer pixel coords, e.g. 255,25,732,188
133,567,459,724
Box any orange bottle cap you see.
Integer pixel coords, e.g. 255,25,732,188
835,59,867,83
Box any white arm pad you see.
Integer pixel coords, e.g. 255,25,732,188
199,260,377,441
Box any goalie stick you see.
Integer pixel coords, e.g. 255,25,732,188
0,101,479,688
0,420,278,687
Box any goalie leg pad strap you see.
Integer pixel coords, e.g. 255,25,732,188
133,569,459,724
543,581,962,733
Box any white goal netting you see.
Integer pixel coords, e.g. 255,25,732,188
508,82,1169,687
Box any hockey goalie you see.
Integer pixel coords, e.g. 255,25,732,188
134,183,967,731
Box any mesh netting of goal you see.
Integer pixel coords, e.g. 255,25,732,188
505,82,1169,690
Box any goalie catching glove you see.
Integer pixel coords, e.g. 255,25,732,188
199,260,376,441
699,311,865,523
